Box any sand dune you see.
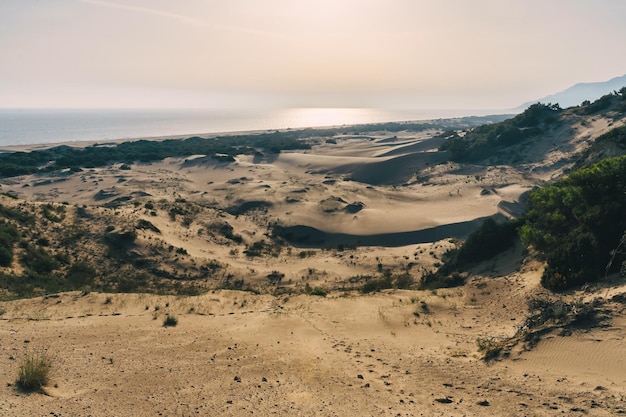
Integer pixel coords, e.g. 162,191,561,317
1,119,626,416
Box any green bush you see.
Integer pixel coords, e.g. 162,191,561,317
41,204,65,223
419,271,465,290
579,92,617,114
394,272,414,289
309,287,327,297
520,155,626,290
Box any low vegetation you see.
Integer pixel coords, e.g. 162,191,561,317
0,200,215,299
16,348,53,391
441,103,563,162
476,337,505,361
309,287,328,297
421,217,520,289
441,89,626,164
361,271,414,293
0,132,312,178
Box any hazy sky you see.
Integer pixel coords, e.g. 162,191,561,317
2,0,626,110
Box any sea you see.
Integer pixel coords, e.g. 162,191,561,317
0,107,506,148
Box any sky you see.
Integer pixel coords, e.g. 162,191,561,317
1,0,626,110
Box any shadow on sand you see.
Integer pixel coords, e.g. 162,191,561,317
275,215,501,248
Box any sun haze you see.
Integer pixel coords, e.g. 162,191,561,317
1,0,626,109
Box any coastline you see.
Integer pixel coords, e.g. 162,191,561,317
0,107,515,152
0,128,274,153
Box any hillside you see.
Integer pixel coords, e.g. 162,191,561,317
431,91,626,291
442,89,626,169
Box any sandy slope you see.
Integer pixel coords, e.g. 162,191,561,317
1,270,625,416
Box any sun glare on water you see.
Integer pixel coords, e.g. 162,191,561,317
278,108,396,129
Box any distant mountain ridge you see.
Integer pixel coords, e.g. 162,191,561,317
519,73,626,109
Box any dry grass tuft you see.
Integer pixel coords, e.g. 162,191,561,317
16,348,53,391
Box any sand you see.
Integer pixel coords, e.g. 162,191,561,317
2,275,625,416
1,119,626,416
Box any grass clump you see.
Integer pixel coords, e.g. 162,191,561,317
163,314,178,327
16,349,53,391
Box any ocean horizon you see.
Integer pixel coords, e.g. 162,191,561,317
0,107,511,148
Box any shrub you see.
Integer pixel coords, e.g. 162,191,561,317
394,272,414,289
520,155,626,290
163,314,178,327
361,273,393,293
0,246,14,267
360,271,415,293
267,271,284,285
0,221,19,267
41,203,66,223
210,221,243,243
20,245,59,274
455,218,521,265
419,217,519,289
476,338,504,361
419,271,465,290
16,349,53,391
244,241,262,257
66,261,97,288
310,287,327,297
579,92,616,114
